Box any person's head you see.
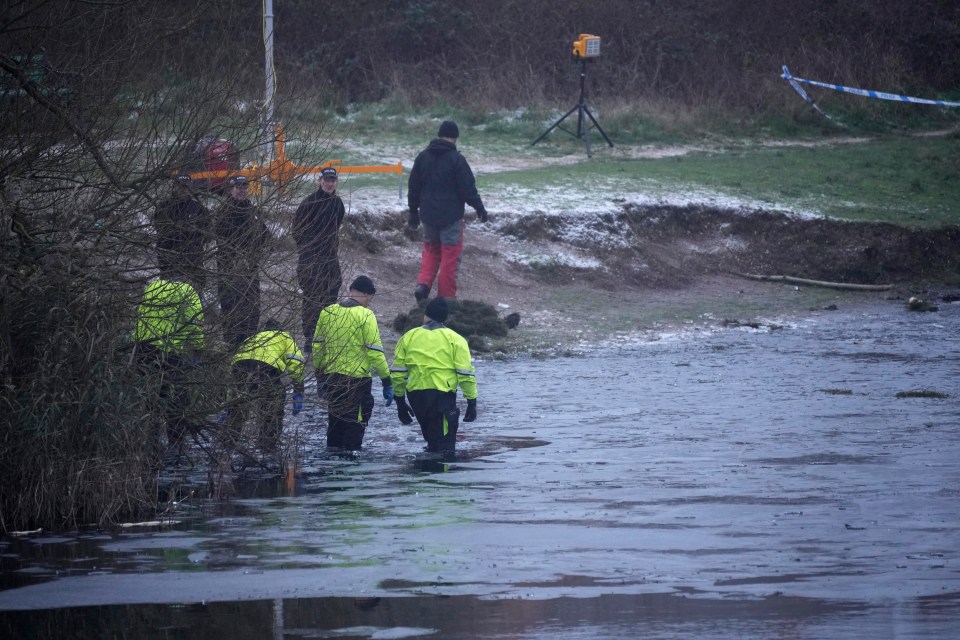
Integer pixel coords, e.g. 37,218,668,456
175,174,195,192
227,175,249,200
424,297,449,324
348,275,376,307
262,318,281,332
319,167,338,194
437,120,459,141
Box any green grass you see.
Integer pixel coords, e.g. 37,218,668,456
274,101,960,228
473,133,960,228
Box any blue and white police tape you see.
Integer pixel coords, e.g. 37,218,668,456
781,66,833,120
782,65,960,108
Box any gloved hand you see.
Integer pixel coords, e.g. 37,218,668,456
407,209,420,229
464,398,477,422
477,207,488,223
292,392,303,416
396,395,413,425
216,409,229,424
381,379,394,407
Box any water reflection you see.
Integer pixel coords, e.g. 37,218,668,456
7,591,957,639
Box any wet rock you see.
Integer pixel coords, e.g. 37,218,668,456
907,296,938,312
392,299,520,339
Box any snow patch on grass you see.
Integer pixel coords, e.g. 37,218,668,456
506,248,602,270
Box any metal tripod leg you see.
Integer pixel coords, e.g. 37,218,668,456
531,57,613,156
530,103,581,146
583,104,614,148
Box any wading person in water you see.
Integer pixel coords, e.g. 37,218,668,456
390,297,478,456
311,275,394,451
407,120,489,302
225,319,305,465
131,275,206,462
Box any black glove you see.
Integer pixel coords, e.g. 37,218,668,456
476,207,488,223
464,398,477,422
407,209,420,229
396,395,414,425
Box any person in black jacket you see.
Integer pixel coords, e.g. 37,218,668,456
292,167,346,348
153,175,211,291
215,175,271,347
407,120,488,301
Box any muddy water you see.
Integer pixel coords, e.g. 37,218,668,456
2,301,959,638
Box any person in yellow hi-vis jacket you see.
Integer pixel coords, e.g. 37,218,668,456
390,297,477,454
227,319,305,455
132,276,205,453
312,275,393,451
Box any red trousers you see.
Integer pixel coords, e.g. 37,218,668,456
417,220,464,298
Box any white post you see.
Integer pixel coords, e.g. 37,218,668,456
262,0,275,160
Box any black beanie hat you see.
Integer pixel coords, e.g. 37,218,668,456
437,120,459,139
424,297,449,322
350,275,376,295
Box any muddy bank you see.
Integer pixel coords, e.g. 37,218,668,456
335,204,960,356
491,204,960,290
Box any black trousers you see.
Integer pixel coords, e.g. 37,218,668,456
219,277,261,347
157,251,206,293
408,389,460,453
228,359,286,452
134,345,194,448
323,373,373,451
299,263,341,339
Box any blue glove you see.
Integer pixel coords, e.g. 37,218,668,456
216,409,229,424
292,392,303,416
382,380,394,407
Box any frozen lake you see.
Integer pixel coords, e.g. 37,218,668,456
2,300,958,638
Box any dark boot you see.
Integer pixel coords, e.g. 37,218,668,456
414,284,429,302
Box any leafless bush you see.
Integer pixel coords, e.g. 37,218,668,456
267,0,960,115
0,1,315,531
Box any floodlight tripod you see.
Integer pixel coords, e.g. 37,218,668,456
531,57,613,157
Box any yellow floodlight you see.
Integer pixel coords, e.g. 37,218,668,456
572,34,601,59
533,34,612,156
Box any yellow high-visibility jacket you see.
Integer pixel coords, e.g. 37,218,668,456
132,278,204,355
312,300,389,380
232,329,305,384
390,321,477,399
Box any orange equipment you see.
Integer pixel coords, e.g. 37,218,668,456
186,123,403,196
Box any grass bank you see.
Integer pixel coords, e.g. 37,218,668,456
281,103,960,229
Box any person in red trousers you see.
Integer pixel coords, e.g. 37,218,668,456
407,120,489,301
